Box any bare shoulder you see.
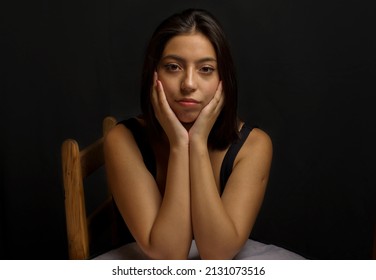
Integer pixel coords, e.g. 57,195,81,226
236,127,273,165
104,122,143,161
247,127,272,150
105,122,131,145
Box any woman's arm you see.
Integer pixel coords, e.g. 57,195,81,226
104,126,191,259
104,78,192,260
190,128,272,259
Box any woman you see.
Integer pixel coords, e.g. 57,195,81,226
104,9,275,260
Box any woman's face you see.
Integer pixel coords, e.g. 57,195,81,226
157,32,220,125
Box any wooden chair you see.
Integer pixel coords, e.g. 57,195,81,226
61,116,119,259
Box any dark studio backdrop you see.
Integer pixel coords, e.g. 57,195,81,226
1,0,375,259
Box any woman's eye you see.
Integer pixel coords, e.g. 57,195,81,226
200,66,215,74
164,63,181,72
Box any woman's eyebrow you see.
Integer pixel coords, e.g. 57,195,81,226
161,54,217,64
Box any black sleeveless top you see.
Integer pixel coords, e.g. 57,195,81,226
118,118,254,194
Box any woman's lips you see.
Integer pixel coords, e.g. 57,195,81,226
177,98,200,107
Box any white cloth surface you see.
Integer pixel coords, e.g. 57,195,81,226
94,239,305,260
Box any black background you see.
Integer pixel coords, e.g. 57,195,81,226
1,0,375,259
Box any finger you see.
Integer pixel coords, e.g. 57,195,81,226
216,81,223,96
211,81,224,113
151,72,158,99
217,83,225,111
156,80,168,107
151,73,165,108
151,75,161,115
153,71,158,87
154,79,174,119
151,71,158,99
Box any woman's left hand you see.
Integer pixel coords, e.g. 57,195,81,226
189,81,224,145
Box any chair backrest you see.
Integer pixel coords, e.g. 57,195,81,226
61,116,117,259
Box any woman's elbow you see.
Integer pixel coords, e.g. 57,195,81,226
141,244,190,260
199,251,235,260
198,246,239,260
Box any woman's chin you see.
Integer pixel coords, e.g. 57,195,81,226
176,113,198,125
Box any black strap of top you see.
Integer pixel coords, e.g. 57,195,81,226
219,123,254,194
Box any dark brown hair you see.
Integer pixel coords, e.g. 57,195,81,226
140,8,239,149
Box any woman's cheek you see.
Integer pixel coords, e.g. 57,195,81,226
205,85,219,103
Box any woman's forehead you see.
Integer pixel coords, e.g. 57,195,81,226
162,33,217,61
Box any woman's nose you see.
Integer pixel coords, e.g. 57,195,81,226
181,68,197,93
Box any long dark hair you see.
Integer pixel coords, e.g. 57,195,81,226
140,9,239,149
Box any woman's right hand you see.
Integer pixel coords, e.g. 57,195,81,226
151,72,189,147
